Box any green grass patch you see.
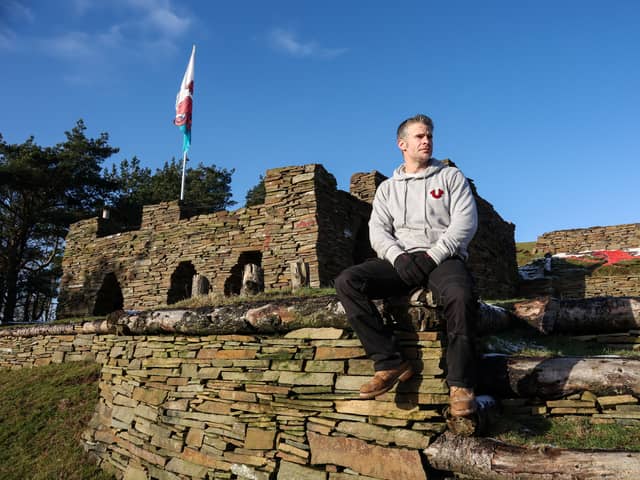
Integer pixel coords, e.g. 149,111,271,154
479,327,640,358
0,362,115,480
592,259,640,276
52,315,106,325
489,414,640,451
516,241,538,266
166,286,337,309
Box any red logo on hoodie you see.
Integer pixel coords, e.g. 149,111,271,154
430,188,444,199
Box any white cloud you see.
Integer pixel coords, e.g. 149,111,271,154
41,0,192,66
4,0,35,22
268,27,347,59
148,7,190,38
71,0,92,16
0,0,33,49
47,31,94,59
97,25,125,48
0,27,15,50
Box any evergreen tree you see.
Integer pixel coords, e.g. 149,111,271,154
244,175,266,207
0,121,118,323
107,157,235,225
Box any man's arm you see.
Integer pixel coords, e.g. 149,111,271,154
427,169,478,264
368,184,405,265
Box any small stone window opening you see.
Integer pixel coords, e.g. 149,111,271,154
167,261,197,305
93,272,124,315
224,251,263,296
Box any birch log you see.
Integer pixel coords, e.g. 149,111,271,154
425,432,640,480
513,296,640,334
478,354,640,398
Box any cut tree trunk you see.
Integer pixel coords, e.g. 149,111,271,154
241,264,262,296
478,354,640,398
289,259,309,290
425,431,640,480
513,296,640,334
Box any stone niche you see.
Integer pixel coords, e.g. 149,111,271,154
57,162,517,318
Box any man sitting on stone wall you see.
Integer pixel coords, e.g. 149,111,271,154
335,114,479,418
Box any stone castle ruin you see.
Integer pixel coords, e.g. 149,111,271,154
535,223,640,254
57,162,518,318
528,222,640,298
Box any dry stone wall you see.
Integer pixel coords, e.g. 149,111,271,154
466,180,518,300
535,223,640,254
0,327,447,480
552,274,640,299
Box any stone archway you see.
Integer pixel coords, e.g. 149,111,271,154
93,272,124,315
167,261,197,305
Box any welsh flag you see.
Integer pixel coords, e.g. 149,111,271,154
174,45,195,153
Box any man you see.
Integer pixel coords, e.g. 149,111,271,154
335,114,478,418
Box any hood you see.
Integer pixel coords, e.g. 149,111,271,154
391,158,446,181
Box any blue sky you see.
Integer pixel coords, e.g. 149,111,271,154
1,0,639,242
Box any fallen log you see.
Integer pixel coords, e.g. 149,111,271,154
0,320,113,338
478,354,640,398
477,302,513,333
425,431,640,480
513,296,640,334
385,294,513,333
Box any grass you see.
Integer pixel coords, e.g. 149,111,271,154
516,241,538,266
592,258,640,276
166,286,337,309
479,327,640,358
488,414,640,451
0,361,115,480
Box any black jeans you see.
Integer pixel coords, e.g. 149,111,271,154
335,257,477,388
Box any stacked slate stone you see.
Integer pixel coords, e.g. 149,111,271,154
349,171,387,204
58,165,333,317
500,393,640,425
584,275,640,297
0,331,105,369
544,269,640,299
466,178,519,299
80,327,448,480
535,223,640,254
261,165,324,290
316,169,376,284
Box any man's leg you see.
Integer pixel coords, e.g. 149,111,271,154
427,258,478,415
335,259,411,371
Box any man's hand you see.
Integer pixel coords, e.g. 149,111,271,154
393,253,426,286
412,252,437,278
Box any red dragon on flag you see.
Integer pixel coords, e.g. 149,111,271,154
174,45,195,153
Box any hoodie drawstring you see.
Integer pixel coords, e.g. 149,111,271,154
403,180,408,226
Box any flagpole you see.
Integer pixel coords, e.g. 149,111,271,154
180,151,188,201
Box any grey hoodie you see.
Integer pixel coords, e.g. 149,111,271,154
369,159,478,266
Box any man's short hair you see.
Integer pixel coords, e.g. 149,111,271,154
397,114,434,140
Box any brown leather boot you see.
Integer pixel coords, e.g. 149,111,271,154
359,361,414,399
450,386,477,417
